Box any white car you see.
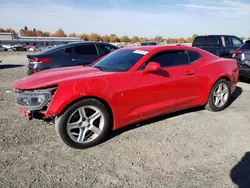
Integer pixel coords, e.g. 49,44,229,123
0,45,8,51
2,44,13,50
28,46,41,52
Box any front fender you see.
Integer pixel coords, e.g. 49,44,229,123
45,78,109,117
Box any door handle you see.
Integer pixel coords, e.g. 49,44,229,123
186,71,195,75
72,59,81,62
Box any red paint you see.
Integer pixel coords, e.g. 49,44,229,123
13,46,239,130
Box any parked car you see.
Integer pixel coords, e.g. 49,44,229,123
12,44,27,51
2,44,13,50
0,45,8,51
26,42,119,75
233,40,250,79
141,41,158,46
27,46,41,52
192,35,244,58
13,45,239,149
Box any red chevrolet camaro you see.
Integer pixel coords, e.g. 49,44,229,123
13,45,239,149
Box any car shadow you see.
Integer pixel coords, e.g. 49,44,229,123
231,152,250,188
106,106,204,142
0,64,24,69
106,86,243,142
230,86,243,104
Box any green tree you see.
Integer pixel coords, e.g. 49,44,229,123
5,28,17,35
102,35,110,42
131,36,140,43
69,33,77,37
192,33,198,40
120,35,130,42
177,37,185,43
155,36,163,42
88,33,101,41
53,28,66,37
109,34,120,43
79,34,89,41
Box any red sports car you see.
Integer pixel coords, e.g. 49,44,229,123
13,46,239,149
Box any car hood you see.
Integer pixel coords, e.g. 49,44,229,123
13,66,116,90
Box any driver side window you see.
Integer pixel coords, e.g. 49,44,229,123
232,37,243,48
140,50,190,70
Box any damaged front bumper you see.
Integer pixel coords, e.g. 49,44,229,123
14,86,57,122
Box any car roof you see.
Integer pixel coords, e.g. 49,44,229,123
121,45,200,51
195,35,240,38
64,41,116,47
43,41,118,54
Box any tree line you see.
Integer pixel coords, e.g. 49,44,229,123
0,26,249,44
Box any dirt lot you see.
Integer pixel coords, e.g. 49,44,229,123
0,52,250,188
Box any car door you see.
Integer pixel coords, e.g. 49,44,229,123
72,44,100,65
133,50,199,120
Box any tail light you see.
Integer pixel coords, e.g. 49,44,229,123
233,50,242,55
232,50,242,58
29,58,51,64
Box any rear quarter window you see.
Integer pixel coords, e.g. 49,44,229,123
188,51,202,63
193,36,219,46
192,37,206,46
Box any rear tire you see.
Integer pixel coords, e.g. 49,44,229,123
205,79,231,112
55,98,111,149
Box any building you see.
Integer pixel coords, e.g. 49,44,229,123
0,32,81,47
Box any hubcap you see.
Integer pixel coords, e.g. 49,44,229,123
213,83,229,108
67,106,104,144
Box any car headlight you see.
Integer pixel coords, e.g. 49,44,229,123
17,92,52,110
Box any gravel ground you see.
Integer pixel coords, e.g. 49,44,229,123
0,52,250,188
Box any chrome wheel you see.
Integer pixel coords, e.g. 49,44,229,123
213,83,229,108
67,105,104,143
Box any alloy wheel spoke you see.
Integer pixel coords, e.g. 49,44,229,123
214,97,220,106
89,110,102,121
221,88,228,95
221,98,226,105
77,128,88,143
89,125,101,135
79,107,87,120
67,121,81,130
217,84,222,93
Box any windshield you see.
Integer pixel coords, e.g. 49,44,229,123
92,49,148,72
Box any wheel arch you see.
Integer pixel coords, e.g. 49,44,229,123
56,96,114,129
205,75,231,103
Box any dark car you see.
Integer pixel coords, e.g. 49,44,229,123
233,40,250,80
27,42,118,75
192,35,243,58
141,41,158,46
13,44,27,51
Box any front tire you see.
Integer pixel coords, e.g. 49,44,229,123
205,79,231,112
55,98,111,149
